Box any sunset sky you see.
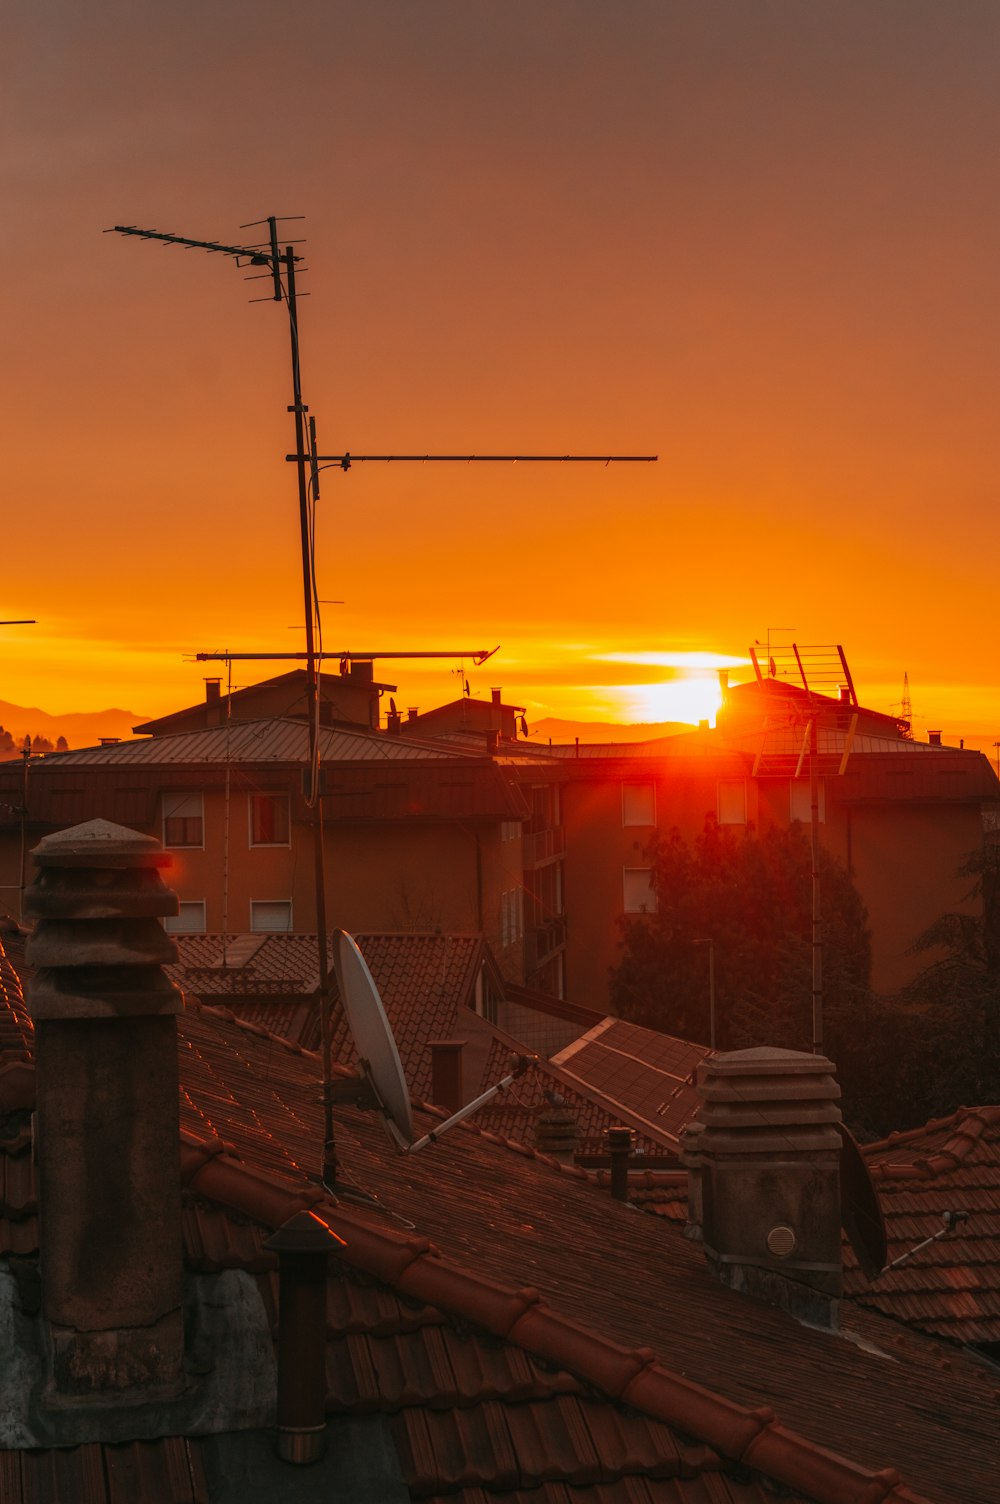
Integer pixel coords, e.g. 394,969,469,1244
5,3,1000,747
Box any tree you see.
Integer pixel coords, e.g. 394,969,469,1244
611,818,872,1058
901,842,1000,1115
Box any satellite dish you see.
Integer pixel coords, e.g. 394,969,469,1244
837,1120,888,1281
333,929,414,1148
389,697,397,715
332,928,534,1156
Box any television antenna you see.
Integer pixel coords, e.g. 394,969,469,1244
108,215,655,1185
330,930,531,1166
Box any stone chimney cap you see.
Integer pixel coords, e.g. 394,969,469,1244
31,819,172,870
702,1046,835,1074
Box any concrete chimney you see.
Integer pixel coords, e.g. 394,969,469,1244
928,730,942,747
428,1038,466,1114
679,1118,705,1241
24,818,185,1400
535,1098,577,1164
205,678,222,726
694,1047,843,1328
407,707,419,723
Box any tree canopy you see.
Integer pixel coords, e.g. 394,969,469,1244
611,818,872,1055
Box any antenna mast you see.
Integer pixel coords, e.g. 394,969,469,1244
109,215,657,1189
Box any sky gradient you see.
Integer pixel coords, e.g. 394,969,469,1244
5,3,1000,747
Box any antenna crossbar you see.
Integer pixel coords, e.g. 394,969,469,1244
107,225,302,265
195,647,499,665
296,453,656,467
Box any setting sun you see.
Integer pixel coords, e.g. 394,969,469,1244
619,673,724,727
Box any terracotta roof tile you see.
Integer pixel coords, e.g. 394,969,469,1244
2,943,994,1502
550,1018,710,1146
839,1106,1000,1345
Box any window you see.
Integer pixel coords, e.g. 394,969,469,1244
623,867,656,914
249,793,290,846
250,900,293,933
164,901,207,934
622,782,656,826
789,780,825,824
501,820,521,842
501,888,523,947
717,780,747,825
163,792,204,848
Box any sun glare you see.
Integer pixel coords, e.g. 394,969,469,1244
620,674,724,727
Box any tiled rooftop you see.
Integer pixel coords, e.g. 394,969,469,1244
3,935,999,1503
171,933,683,1155
550,1018,710,1148
32,717,464,765
842,1105,1000,1347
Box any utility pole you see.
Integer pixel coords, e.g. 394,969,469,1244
809,714,823,1055
693,937,716,1050
110,216,656,1187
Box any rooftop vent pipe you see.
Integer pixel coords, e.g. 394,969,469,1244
264,1210,345,1465
605,1125,635,1201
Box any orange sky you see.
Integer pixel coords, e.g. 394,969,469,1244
5,3,1000,750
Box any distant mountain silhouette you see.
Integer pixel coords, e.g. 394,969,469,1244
526,716,694,745
0,699,146,757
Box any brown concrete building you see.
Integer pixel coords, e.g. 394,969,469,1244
527,668,999,1009
0,715,529,981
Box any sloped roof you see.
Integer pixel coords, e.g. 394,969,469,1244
171,934,683,1154
169,931,492,1080
841,1106,1000,1346
550,1018,710,1146
33,718,462,766
3,944,999,1503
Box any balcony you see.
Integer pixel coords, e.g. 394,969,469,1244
523,825,566,866
524,914,567,972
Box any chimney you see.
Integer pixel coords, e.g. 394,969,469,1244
679,1118,705,1240
205,678,222,727
24,819,185,1399
407,707,419,723
428,1038,466,1114
386,708,401,735
695,1047,843,1328
535,1098,577,1163
928,730,942,747
491,688,502,706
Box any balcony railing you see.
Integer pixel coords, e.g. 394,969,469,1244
524,914,567,971
523,825,566,866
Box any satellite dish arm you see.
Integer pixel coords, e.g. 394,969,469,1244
406,1059,532,1155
